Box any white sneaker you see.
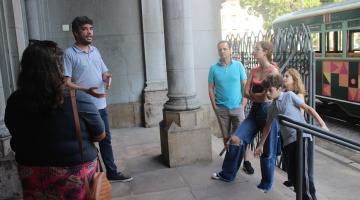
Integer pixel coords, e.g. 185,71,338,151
211,172,220,180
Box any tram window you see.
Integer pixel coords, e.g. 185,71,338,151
311,32,321,53
349,30,360,53
325,31,342,55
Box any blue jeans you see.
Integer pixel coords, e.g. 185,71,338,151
218,102,279,191
99,108,118,175
258,119,279,191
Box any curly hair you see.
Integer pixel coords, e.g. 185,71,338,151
71,16,93,35
17,40,64,112
285,68,305,95
262,74,283,90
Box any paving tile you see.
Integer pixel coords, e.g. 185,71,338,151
111,182,132,198
112,196,132,200
131,187,195,200
125,154,168,174
106,127,360,200
177,161,249,188
123,143,161,160
191,181,268,200
131,168,186,195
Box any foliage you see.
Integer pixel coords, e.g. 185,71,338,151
239,0,341,30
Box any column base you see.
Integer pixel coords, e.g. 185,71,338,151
160,108,212,167
144,89,168,128
0,153,22,199
0,123,22,199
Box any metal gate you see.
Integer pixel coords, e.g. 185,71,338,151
226,26,316,198
226,24,315,116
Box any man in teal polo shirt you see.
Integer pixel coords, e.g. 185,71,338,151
208,40,254,175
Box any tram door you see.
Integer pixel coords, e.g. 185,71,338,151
226,25,315,121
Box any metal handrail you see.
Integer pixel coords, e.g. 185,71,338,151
277,114,360,200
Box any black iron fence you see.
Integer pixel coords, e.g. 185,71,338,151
225,26,331,200
278,114,360,200
226,25,315,112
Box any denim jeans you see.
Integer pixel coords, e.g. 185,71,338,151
258,119,279,191
219,143,245,181
218,102,279,190
99,108,118,175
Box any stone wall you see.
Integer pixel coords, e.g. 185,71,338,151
107,102,143,128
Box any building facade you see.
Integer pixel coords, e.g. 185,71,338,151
221,0,263,39
0,0,222,198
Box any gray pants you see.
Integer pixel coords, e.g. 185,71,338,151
215,106,245,138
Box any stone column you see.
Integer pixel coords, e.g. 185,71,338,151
0,0,25,198
163,0,199,111
25,0,41,40
160,0,211,167
141,0,168,128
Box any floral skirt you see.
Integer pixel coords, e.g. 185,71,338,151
18,159,98,200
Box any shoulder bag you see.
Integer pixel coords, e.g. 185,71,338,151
70,89,112,200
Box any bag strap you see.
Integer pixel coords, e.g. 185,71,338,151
70,89,103,171
70,89,92,199
70,89,84,161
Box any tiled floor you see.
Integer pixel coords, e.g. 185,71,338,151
107,127,360,200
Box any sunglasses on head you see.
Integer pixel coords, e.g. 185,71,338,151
28,39,59,49
28,39,62,55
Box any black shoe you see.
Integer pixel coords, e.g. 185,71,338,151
243,161,254,175
283,180,293,187
107,172,133,182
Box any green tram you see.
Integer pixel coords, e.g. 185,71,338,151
273,0,360,120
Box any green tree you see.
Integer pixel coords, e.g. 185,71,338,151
239,0,341,30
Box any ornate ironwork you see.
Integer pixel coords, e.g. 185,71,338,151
226,26,316,185
226,25,315,111
274,24,315,111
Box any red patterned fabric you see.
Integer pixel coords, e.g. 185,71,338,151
18,159,98,200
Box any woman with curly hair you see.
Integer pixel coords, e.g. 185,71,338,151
5,40,105,199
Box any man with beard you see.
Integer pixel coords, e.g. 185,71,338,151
64,16,133,182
